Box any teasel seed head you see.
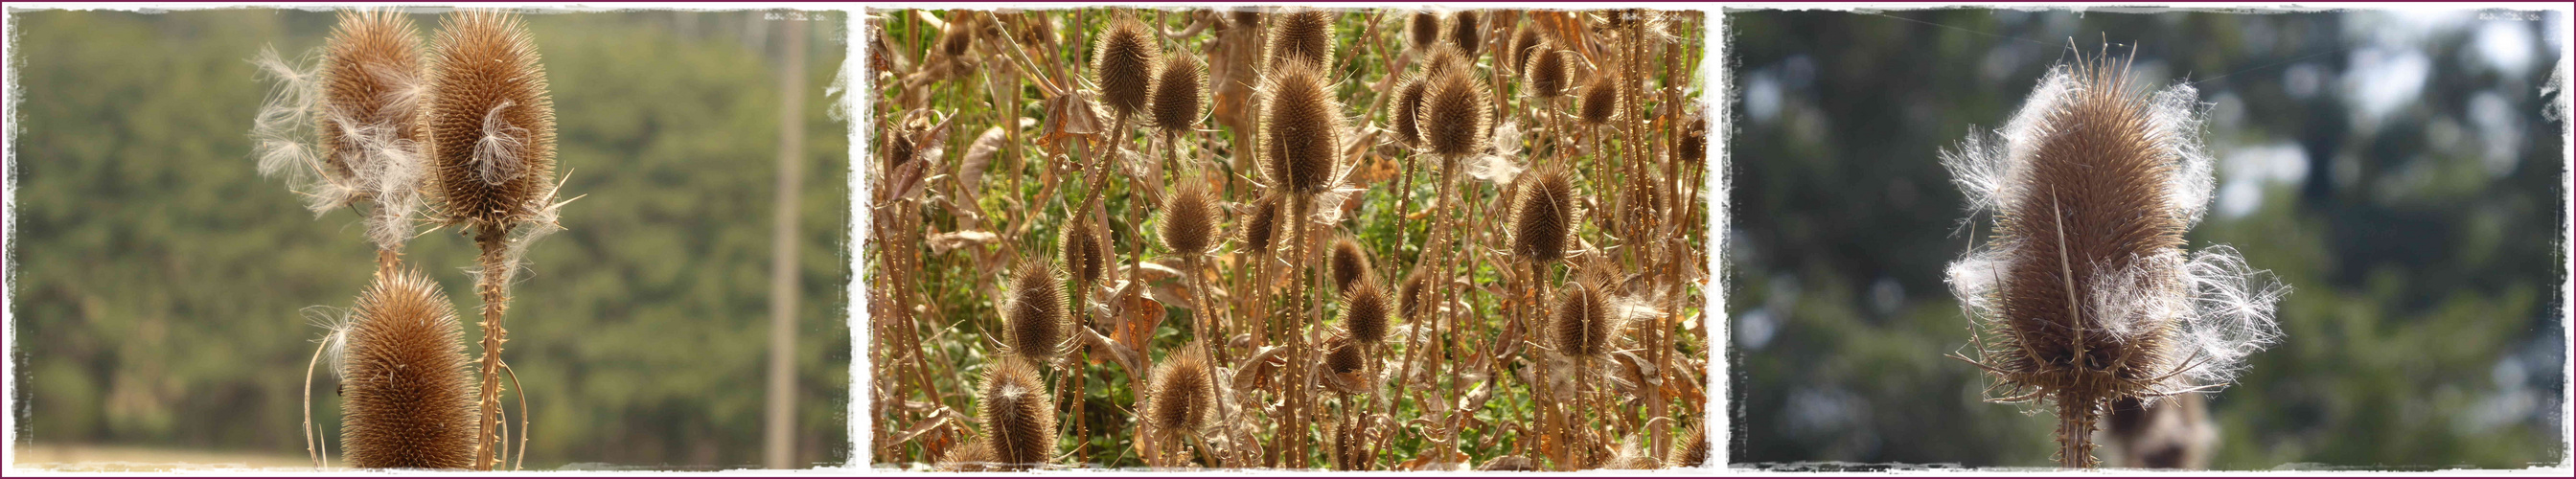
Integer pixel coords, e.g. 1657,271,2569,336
1265,10,1336,71
1241,193,1283,254
1679,111,1708,166
1149,53,1208,134
340,268,478,469
938,440,998,471
1449,11,1482,57
1093,13,1162,119
1159,175,1222,258
939,12,978,57
1418,62,1492,157
1525,45,1571,99
1258,59,1345,195
1004,261,1070,362
1420,42,1471,80
978,356,1057,469
1552,279,1615,358
1408,11,1441,52
1509,166,1577,264
1061,219,1109,285
1509,26,1543,75
1144,344,1218,438
1229,9,1262,30
1390,75,1429,148
1329,235,1371,292
1669,423,1712,468
1397,268,1432,320
1323,332,1366,376
1343,279,1392,344
318,9,426,189
1478,455,1540,471
425,10,556,234
1577,75,1621,125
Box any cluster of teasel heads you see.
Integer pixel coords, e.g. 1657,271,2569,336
871,7,1709,471
1940,46,2288,468
254,8,564,470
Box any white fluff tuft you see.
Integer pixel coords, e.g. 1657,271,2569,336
2148,82,2216,228
2170,245,2288,387
472,100,531,186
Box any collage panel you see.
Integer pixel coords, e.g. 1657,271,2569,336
6,8,850,470
861,5,1714,471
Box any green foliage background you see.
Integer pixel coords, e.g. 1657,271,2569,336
1727,10,2567,468
9,9,851,468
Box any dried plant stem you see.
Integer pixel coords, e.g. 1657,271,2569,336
303,331,330,469
471,227,510,470
1278,194,1317,468
2058,395,2100,468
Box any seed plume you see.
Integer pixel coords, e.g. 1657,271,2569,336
1509,166,1576,264
1094,14,1162,119
978,356,1057,469
340,269,478,469
1418,63,1491,157
1259,59,1345,195
425,10,555,233
1004,261,1070,362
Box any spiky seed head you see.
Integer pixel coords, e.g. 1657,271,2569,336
1509,26,1542,75
1679,112,1708,166
886,132,918,171
1390,76,1429,147
1408,11,1441,52
1668,423,1712,468
1159,176,1221,257
1241,193,1283,254
1343,280,1391,344
1329,236,1370,291
340,269,478,469
1259,59,1344,195
1093,14,1162,119
1552,280,1614,358
978,356,1057,469
425,10,555,233
1509,166,1576,264
1526,46,1571,99
1004,261,1070,362
1419,64,1492,157
939,12,977,57
1149,53,1208,134
1061,219,1109,285
1578,76,1621,125
1449,11,1482,57
318,9,425,188
938,440,998,471
1420,43,1471,80
1324,334,1366,376
1144,345,1217,437
1478,455,1540,470
1397,268,1432,320
1266,10,1335,71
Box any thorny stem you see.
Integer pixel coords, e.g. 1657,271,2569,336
472,226,510,471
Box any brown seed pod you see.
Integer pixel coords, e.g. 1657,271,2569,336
1093,14,1162,119
939,12,977,57
1061,219,1109,285
1329,236,1371,292
1159,176,1222,257
1342,279,1391,344
1417,63,1492,157
1144,344,1217,438
1508,25,1543,75
978,356,1057,469
885,132,918,172
1241,193,1283,254
1420,42,1471,80
1004,261,1069,362
937,440,998,471
1449,11,1482,57
318,9,425,187
1407,11,1441,52
1526,45,1571,99
1679,111,1708,166
1258,59,1344,195
1509,166,1577,264
1266,10,1335,71
425,10,556,232
1149,53,1207,134
1552,280,1614,358
1389,75,1429,148
1397,268,1432,320
1323,333,1366,376
340,269,479,469
1578,75,1622,125
1668,423,1712,468
1478,455,1540,471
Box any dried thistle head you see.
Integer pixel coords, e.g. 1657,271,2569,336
978,356,1057,469
1679,111,1708,166
1577,75,1621,125
1397,268,1432,320
1389,75,1429,148
1407,11,1441,52
1509,166,1577,264
1229,9,1261,31
1149,53,1208,134
937,440,998,471
1329,235,1371,292
1266,10,1336,71
425,10,556,234
1323,332,1366,376
1093,13,1162,119
318,9,425,191
1552,279,1615,358
1241,193,1283,254
1941,47,2286,467
1159,175,1222,258
1258,59,1345,195
1417,62,1492,157
1342,279,1391,344
1668,423,1712,468
1478,455,1539,471
1004,261,1070,362
1508,26,1543,75
1144,344,1218,438
1060,219,1109,285
1420,42,1471,80
1525,45,1571,99
1449,11,1483,57
340,268,478,469
939,11,978,57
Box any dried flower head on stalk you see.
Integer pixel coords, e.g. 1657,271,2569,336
1094,13,1162,120
1146,345,1219,438
1241,193,1284,254
1160,176,1223,258
1525,45,1571,100
426,10,557,240
1407,11,1441,52
253,9,432,251
1004,261,1070,362
1417,61,1491,158
1260,59,1346,195
1509,166,1577,264
1150,54,1208,135
1390,76,1429,148
1267,10,1336,71
1448,11,1481,57
979,356,1057,469
1062,218,1110,285
1941,46,2287,468
1329,236,1371,291
1342,279,1391,344
339,269,479,469
1577,75,1621,125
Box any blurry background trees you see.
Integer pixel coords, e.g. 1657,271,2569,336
9,9,850,468
1727,9,2566,468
